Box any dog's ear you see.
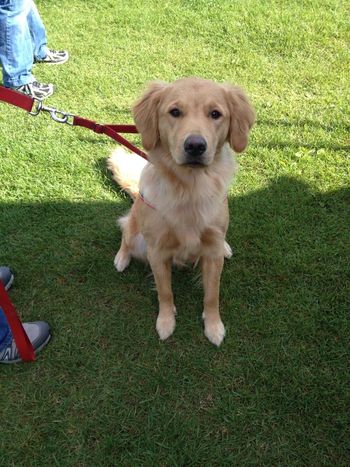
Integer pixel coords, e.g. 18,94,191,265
223,84,255,153
133,81,167,151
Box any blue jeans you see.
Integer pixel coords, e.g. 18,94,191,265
0,0,49,87
0,307,12,351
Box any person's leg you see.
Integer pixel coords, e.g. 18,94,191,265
0,0,35,87
27,0,48,60
0,307,12,352
28,1,69,65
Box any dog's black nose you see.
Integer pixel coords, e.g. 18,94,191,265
184,135,207,157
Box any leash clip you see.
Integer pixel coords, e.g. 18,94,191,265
29,99,73,125
41,104,74,125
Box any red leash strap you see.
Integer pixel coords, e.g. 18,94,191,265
0,85,148,160
0,85,34,112
73,116,148,160
0,282,35,362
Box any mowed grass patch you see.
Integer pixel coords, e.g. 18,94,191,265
0,0,349,465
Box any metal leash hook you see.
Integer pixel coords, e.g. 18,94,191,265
29,98,42,116
0,85,147,159
42,104,74,124
29,98,74,125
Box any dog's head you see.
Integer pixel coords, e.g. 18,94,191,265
133,77,255,167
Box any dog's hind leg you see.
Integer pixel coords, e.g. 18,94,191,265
224,240,232,259
114,236,131,272
114,213,133,272
114,209,148,272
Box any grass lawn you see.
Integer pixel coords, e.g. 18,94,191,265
0,0,349,465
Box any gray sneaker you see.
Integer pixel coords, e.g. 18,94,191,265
0,266,14,291
35,49,69,65
0,321,51,364
13,81,54,100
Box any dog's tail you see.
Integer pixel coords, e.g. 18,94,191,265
107,147,147,199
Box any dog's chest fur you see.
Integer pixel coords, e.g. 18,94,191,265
139,145,237,261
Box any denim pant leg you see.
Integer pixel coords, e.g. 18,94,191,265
0,0,35,87
0,307,12,352
27,0,48,60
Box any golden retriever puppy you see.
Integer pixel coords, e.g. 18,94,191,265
108,77,254,346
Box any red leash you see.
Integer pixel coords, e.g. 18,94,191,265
0,85,148,161
0,282,35,362
0,86,149,362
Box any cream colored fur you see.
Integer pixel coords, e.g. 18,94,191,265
108,78,254,346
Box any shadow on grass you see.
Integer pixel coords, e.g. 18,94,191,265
225,178,349,322
0,177,349,464
0,176,348,345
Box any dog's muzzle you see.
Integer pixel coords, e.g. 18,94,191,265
183,135,207,166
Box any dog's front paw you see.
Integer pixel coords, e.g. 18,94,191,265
114,250,131,272
156,313,176,341
203,315,226,346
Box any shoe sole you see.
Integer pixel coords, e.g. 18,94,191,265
0,334,52,364
35,56,69,66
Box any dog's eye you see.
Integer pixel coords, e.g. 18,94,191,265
210,110,222,120
169,108,181,118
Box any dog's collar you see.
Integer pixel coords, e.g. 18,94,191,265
139,191,156,210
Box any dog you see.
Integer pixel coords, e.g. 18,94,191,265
108,77,255,346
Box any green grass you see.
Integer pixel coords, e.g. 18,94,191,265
0,0,349,465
